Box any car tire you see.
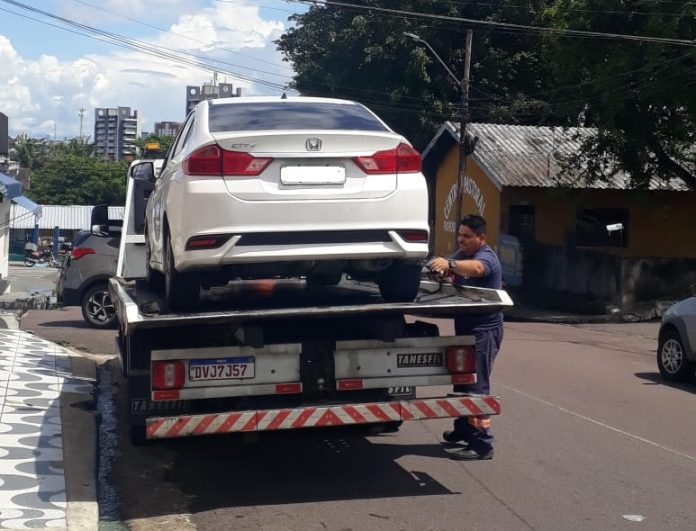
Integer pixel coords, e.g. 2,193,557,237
145,232,165,294
164,235,200,312
81,283,117,329
378,262,421,302
657,328,695,382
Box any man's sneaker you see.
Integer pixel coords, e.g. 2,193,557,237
442,430,468,446
446,447,494,461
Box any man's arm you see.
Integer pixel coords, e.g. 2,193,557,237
428,256,486,278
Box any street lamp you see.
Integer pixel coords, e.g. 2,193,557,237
405,31,474,250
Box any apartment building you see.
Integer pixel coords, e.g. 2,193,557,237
93,106,140,161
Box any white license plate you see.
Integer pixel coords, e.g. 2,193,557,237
189,357,255,381
280,166,346,185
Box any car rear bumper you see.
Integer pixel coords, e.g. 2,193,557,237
58,286,81,306
166,177,429,272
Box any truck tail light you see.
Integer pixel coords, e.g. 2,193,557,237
183,145,272,176
353,143,421,174
152,361,185,390
446,346,475,373
185,234,232,250
70,248,96,260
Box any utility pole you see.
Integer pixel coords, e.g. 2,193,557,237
78,106,85,141
455,29,474,246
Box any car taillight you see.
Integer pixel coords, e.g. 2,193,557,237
152,361,185,390
222,150,272,176
183,145,222,176
182,145,273,176
446,346,476,373
353,143,422,174
70,248,95,260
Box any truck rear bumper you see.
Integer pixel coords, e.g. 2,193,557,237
145,395,501,439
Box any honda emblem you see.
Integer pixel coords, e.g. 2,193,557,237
305,138,322,151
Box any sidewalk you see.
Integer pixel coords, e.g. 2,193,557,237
0,329,96,530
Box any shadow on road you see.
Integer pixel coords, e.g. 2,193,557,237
171,432,455,512
37,320,92,329
635,372,696,394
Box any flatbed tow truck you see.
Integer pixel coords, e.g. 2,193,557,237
104,159,513,444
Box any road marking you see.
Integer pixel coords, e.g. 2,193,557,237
501,384,696,463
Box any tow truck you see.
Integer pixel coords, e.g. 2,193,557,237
102,159,513,444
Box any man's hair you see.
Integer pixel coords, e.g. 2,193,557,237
460,214,487,235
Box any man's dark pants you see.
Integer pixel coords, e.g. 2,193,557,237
451,325,503,454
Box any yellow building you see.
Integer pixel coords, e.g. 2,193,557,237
422,123,696,307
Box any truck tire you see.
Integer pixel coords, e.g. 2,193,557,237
81,283,117,329
658,328,695,382
129,425,149,447
306,272,343,288
378,262,421,302
164,236,200,312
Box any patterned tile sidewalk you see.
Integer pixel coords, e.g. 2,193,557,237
0,329,91,529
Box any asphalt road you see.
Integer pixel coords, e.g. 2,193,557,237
19,310,696,531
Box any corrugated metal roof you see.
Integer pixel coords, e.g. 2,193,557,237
10,204,125,230
460,123,692,192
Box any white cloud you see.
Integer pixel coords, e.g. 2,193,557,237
0,1,292,139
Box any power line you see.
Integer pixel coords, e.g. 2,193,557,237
70,0,295,73
0,0,294,92
289,0,696,46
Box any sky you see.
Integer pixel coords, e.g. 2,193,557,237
0,0,304,139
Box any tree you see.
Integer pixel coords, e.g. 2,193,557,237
134,134,174,158
276,1,552,148
26,153,127,205
277,1,696,187
541,0,696,188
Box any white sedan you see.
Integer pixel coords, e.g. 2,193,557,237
145,96,429,310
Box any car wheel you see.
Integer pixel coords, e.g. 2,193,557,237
378,262,421,302
657,328,695,382
81,284,117,329
145,231,165,294
164,235,200,312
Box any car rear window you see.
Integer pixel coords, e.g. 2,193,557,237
208,102,389,132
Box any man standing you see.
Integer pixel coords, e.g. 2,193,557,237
428,215,503,461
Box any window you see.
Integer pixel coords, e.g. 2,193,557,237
207,102,389,132
576,208,628,248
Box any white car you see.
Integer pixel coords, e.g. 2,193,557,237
145,96,429,310
658,296,696,381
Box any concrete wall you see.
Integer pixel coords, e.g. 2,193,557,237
621,258,696,306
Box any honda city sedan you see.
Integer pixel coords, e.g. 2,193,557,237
145,96,429,310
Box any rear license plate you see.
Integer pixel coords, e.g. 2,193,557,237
189,357,255,381
280,166,346,185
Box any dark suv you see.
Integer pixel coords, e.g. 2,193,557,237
56,233,119,328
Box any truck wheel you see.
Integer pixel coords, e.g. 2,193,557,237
658,328,695,382
129,425,149,447
378,262,421,302
81,284,117,328
164,236,200,312
306,272,343,288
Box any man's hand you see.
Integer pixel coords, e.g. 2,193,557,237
428,257,450,277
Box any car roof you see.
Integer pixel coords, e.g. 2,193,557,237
208,96,359,106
